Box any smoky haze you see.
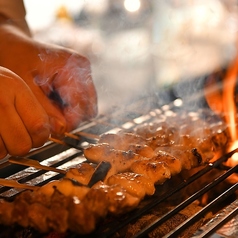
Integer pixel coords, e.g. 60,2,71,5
25,0,238,113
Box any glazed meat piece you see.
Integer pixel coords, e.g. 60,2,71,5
28,203,51,233
99,133,156,158
48,190,71,233
98,132,148,149
147,133,175,149
132,120,168,138
0,188,108,235
92,181,140,214
124,144,156,158
130,159,171,185
38,179,90,200
84,143,145,172
82,188,109,219
151,150,182,176
84,143,112,162
155,146,205,170
65,162,95,185
68,198,98,234
0,200,14,226
130,150,182,184
107,172,155,200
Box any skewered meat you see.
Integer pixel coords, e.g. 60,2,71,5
38,179,90,199
0,200,14,226
126,144,156,158
130,160,171,184
84,143,145,172
0,180,141,235
65,162,95,185
107,172,155,200
0,108,229,236
92,181,140,214
155,146,204,170
130,150,183,184
99,132,148,148
152,150,182,175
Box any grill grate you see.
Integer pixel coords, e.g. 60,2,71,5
92,150,238,238
0,95,237,237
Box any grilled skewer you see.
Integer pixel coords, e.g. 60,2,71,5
0,178,38,190
8,157,66,174
0,109,229,235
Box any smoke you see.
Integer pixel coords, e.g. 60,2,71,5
152,0,238,88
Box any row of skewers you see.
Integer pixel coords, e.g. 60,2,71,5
0,111,230,235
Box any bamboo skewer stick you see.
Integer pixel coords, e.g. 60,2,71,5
76,131,100,140
65,131,99,140
0,178,38,191
64,132,80,140
49,136,82,150
8,157,66,174
49,137,68,146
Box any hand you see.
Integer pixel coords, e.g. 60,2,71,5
0,67,50,159
0,24,98,137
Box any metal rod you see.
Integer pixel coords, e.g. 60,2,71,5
165,183,238,238
133,165,238,238
192,199,238,238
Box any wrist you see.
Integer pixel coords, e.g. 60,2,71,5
0,12,31,36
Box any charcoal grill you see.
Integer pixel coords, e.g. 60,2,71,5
0,93,237,238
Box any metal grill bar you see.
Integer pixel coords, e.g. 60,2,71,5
133,165,238,238
193,199,238,238
165,183,238,238
95,149,238,238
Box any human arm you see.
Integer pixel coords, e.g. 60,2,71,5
0,1,98,137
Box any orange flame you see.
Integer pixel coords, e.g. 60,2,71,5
222,57,238,142
205,55,238,167
223,57,238,168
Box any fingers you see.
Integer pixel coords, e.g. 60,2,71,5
0,104,34,157
54,70,97,130
0,136,7,159
0,68,50,159
15,82,51,147
34,52,98,132
23,81,68,137
50,54,97,130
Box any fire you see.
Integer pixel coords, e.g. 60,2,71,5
205,53,238,167
223,55,238,167
227,141,238,167
222,56,238,142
